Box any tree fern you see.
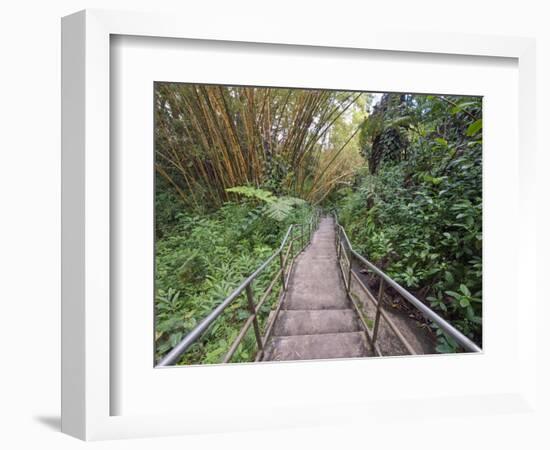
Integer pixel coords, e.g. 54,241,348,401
226,186,275,204
226,186,306,222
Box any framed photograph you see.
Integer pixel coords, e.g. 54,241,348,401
62,9,536,440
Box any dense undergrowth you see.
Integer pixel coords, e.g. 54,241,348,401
155,187,313,364
331,94,482,350
154,86,482,363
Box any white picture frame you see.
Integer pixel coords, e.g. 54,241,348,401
61,9,537,441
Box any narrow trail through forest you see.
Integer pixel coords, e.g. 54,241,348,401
262,216,437,361
263,217,372,361
154,86,483,365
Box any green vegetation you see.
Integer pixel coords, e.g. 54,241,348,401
155,84,482,364
155,186,314,364
331,94,482,350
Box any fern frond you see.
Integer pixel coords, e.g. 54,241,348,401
227,186,307,222
226,186,275,204
264,200,293,222
280,196,306,206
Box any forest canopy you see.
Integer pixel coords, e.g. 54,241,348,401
155,84,366,208
155,83,482,363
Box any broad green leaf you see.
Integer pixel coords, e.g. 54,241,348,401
445,290,461,300
459,284,471,296
466,119,482,136
444,271,454,283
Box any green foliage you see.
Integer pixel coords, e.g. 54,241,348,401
336,94,482,350
155,198,313,364
359,94,413,174
155,88,483,362
226,186,307,222
226,186,276,203
466,119,483,137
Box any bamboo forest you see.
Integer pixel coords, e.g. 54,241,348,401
154,83,482,366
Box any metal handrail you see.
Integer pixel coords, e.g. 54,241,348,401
333,213,481,354
157,210,320,367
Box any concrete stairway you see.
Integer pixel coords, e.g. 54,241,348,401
263,217,371,361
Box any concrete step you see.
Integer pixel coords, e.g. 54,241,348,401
263,332,370,361
283,293,351,310
289,266,344,291
262,217,373,362
287,279,346,296
292,259,336,270
272,309,361,336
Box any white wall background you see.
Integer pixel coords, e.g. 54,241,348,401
0,1,547,448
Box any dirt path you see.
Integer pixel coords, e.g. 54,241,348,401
350,265,437,356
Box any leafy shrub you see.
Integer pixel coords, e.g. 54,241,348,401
155,198,313,364
336,94,482,350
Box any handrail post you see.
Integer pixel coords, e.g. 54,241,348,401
290,227,295,258
346,249,353,293
372,278,385,344
245,283,263,352
336,227,342,259
279,250,286,291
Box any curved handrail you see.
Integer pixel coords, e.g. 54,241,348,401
333,213,481,353
157,211,320,367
